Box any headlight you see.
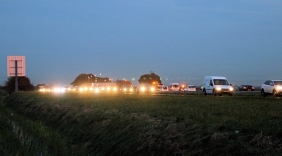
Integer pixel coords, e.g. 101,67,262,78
129,88,133,92
113,87,117,91
123,88,127,91
141,87,145,91
276,86,282,90
107,87,111,91
229,87,234,91
95,88,99,92
216,87,221,91
150,87,155,91
79,88,83,92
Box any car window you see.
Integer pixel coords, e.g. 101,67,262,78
213,79,229,85
269,81,274,86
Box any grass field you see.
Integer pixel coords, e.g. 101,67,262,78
1,91,282,155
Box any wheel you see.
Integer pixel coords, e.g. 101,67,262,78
212,89,217,96
261,89,266,97
203,89,207,95
273,90,278,97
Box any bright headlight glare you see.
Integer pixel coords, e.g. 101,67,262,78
141,87,145,91
216,87,221,91
151,87,154,91
276,86,282,90
229,87,234,91
113,87,117,91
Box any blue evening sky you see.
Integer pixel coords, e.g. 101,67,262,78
1,0,282,86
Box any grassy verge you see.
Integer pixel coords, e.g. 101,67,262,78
0,91,74,155
2,91,282,155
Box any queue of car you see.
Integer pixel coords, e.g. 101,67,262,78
38,76,282,97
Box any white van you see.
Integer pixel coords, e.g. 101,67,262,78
168,83,180,91
202,76,233,96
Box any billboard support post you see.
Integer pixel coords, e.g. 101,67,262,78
7,56,26,92
15,60,18,92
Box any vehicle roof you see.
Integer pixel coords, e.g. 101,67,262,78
205,76,227,79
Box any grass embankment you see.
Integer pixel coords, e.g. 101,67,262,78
0,90,70,155
0,90,27,155
2,92,282,155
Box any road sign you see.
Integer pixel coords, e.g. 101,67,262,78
7,56,26,76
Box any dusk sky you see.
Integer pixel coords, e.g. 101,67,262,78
1,1,282,86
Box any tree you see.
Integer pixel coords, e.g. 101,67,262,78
138,72,162,85
71,73,110,86
4,76,34,94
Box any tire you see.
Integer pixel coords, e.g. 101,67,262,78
212,89,217,96
273,90,278,97
261,89,266,97
203,89,207,95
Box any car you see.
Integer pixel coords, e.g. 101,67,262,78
136,83,155,94
238,85,255,91
184,85,197,92
202,76,233,96
168,83,180,91
120,84,134,93
161,86,169,91
261,80,282,97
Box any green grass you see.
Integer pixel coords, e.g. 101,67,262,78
2,91,282,155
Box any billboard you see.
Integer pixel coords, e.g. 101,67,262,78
7,56,26,76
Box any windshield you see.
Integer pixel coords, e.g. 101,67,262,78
273,81,282,85
213,79,229,85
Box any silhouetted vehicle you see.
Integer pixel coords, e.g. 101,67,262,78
238,85,255,91
136,83,155,94
120,84,134,93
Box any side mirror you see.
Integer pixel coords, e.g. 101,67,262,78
230,84,232,86
210,82,213,86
